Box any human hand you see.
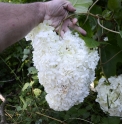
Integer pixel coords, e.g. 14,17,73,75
44,0,86,37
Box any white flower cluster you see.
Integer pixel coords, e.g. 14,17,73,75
25,21,99,111
96,75,122,117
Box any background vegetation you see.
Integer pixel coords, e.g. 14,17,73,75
0,0,122,123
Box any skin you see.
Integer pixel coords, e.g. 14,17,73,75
0,0,86,52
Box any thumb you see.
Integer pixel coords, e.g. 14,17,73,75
63,2,76,12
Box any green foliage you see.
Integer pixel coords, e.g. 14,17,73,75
107,0,121,11
83,37,100,48
69,0,93,13
1,0,122,124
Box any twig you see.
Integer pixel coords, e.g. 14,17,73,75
83,0,99,25
0,56,22,84
101,49,122,65
64,118,94,124
89,0,99,12
97,18,120,34
36,112,66,124
0,79,15,83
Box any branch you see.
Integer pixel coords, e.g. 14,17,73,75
0,79,15,83
88,0,99,12
83,0,99,25
64,118,94,124
36,112,66,124
97,18,120,34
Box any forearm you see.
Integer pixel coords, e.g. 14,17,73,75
0,2,46,52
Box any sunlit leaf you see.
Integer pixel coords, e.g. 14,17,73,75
102,10,112,20
69,0,93,13
33,88,42,98
19,96,27,110
23,48,30,55
30,81,34,87
28,67,38,74
22,54,28,61
22,83,30,91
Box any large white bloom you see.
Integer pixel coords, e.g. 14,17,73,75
25,21,99,111
96,75,122,117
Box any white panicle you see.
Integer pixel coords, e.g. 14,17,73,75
96,75,122,117
25,21,99,111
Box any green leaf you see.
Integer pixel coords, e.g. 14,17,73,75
22,83,30,91
108,117,120,124
28,67,38,74
102,10,112,20
117,34,122,49
19,96,27,110
35,119,42,124
91,5,102,15
108,0,121,11
69,0,93,13
119,31,122,38
101,44,122,78
33,88,42,98
16,106,22,111
91,115,101,123
83,37,100,48
30,81,34,87
22,54,28,61
102,117,120,124
79,18,93,37
23,48,30,55
32,74,38,80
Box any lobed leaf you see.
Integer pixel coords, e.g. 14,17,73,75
83,37,100,48
69,0,93,13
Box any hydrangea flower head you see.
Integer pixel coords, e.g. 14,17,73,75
25,21,99,111
96,75,122,117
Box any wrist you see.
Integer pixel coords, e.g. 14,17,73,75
37,2,47,23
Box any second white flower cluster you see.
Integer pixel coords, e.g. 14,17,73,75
95,75,122,117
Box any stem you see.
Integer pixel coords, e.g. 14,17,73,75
101,49,122,65
64,118,94,124
67,12,101,20
36,112,66,124
83,0,99,25
88,0,99,12
0,79,15,83
99,44,109,83
97,18,120,34
0,56,22,84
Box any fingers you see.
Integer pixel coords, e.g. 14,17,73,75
71,18,77,25
63,2,76,12
62,18,87,36
67,19,86,35
55,18,86,37
60,30,65,38
70,25,87,35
